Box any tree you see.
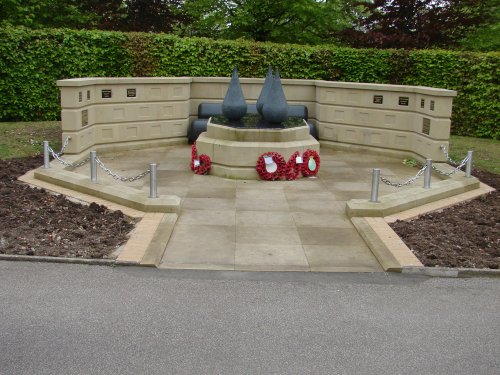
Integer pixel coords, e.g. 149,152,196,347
180,0,360,44
340,0,494,49
0,0,190,34
0,0,96,29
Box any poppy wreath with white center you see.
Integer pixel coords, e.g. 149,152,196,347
191,143,212,175
301,149,320,177
256,152,286,180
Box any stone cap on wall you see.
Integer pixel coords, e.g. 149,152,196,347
57,77,457,97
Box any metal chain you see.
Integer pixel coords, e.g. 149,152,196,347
432,154,470,176
380,164,428,188
47,145,90,168
440,144,459,165
57,136,71,156
95,156,150,182
32,136,71,156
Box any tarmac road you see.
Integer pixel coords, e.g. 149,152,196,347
0,261,499,375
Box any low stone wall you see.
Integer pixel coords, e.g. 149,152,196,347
57,77,456,161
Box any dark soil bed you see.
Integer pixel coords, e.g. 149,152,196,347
0,156,136,259
390,169,499,269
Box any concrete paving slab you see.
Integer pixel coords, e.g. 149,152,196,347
177,209,236,226
235,244,309,271
303,245,382,272
287,199,345,213
161,224,235,266
236,211,295,226
237,226,302,246
291,212,353,228
181,197,236,210
236,197,290,211
297,227,369,246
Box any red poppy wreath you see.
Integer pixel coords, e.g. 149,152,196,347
256,152,286,180
191,143,211,175
301,149,320,177
284,151,302,180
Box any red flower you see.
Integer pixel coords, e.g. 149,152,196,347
256,152,286,180
301,149,320,177
191,142,211,175
284,151,301,180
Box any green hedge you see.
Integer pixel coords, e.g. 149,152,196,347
1,27,498,139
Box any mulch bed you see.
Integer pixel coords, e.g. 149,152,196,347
0,155,498,268
390,169,499,269
0,156,136,259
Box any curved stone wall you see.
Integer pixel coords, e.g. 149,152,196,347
57,77,456,161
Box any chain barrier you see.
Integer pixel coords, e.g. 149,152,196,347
33,136,70,157
46,145,90,168
95,156,150,182
44,137,90,168
440,144,459,165
57,136,70,156
432,154,470,176
380,164,428,188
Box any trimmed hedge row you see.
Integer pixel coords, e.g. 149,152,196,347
1,27,498,138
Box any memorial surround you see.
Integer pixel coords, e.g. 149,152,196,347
57,77,456,179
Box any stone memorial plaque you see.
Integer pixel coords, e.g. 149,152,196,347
81,109,88,127
373,95,383,104
101,89,112,99
430,100,435,111
87,90,91,100
422,118,430,135
127,88,136,98
398,96,409,106
421,99,425,108
78,91,82,102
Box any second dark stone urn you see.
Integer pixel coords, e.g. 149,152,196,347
262,69,289,124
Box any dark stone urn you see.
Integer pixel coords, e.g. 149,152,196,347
262,69,288,124
256,65,273,116
222,66,247,121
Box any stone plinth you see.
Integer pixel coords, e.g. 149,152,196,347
196,118,319,179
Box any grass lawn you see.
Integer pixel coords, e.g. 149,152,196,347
0,121,498,174
0,121,61,159
448,135,499,174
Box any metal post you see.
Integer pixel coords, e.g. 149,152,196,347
149,163,158,198
370,168,380,202
424,159,432,189
90,151,97,182
465,150,473,178
43,141,50,169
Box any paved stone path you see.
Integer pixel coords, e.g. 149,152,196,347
93,145,420,271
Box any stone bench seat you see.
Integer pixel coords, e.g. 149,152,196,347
188,103,318,144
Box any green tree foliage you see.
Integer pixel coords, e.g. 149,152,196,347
86,0,189,33
342,0,495,49
0,0,96,29
0,0,190,33
459,0,500,51
180,0,361,44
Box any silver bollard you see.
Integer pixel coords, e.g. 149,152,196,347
465,150,473,178
90,151,97,182
149,163,158,198
370,168,380,202
43,141,50,169
424,159,432,189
